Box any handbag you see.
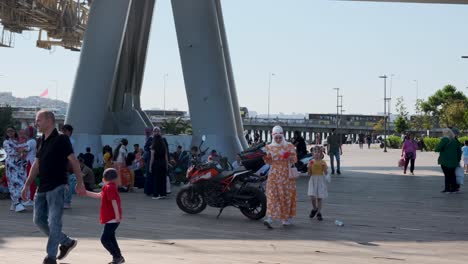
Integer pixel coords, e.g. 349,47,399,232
456,166,464,185
398,158,405,168
288,162,299,179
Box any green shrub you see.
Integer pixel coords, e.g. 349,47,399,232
424,137,441,151
386,136,403,149
93,167,104,184
459,136,468,145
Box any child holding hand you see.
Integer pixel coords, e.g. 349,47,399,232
307,146,328,221
86,168,125,264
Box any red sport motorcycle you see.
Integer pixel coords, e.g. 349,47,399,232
176,136,267,220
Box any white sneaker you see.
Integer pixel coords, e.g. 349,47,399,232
15,203,26,213
152,196,161,200
23,200,34,207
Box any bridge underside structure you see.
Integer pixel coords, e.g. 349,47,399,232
65,0,248,158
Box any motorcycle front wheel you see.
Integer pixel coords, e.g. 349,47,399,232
176,186,207,214
238,186,267,220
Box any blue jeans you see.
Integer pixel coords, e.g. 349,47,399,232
329,152,341,172
64,174,76,205
34,185,74,259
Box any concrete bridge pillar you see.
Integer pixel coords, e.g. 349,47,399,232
172,0,245,159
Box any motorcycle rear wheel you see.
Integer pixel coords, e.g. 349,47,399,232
176,186,207,214
238,186,267,220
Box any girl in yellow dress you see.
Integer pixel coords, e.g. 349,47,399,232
263,126,297,228
307,146,328,221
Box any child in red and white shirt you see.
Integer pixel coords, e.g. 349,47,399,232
86,168,125,264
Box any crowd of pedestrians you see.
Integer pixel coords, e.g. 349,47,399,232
0,108,467,263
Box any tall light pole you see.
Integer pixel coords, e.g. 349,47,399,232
389,74,394,116
413,79,419,101
333,88,340,132
379,75,388,153
163,74,168,118
338,94,343,145
267,72,275,119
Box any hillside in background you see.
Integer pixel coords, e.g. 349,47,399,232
0,92,68,114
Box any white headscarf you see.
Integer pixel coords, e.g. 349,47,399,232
270,126,288,147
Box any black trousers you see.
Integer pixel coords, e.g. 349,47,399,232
101,223,122,259
441,165,459,192
404,158,415,173
152,164,167,197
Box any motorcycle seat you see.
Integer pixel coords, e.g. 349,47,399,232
213,171,234,181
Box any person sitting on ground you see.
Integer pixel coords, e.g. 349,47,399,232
232,154,243,170
103,145,113,170
173,146,183,165
119,152,136,193
189,146,201,166
208,150,220,163
83,147,95,169
78,155,95,192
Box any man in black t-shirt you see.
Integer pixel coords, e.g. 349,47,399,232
82,147,94,169
21,111,85,264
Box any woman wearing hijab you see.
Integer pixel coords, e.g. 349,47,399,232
436,128,462,193
263,126,298,228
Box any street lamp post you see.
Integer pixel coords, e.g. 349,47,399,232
163,74,168,118
333,88,340,132
413,80,419,102
379,75,388,153
267,72,275,120
338,95,343,145
389,74,394,116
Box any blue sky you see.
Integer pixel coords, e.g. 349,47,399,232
1,0,468,115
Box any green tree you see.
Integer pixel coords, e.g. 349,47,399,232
162,117,192,135
440,100,468,130
0,105,17,143
373,119,384,133
420,85,468,129
412,99,432,131
394,97,410,134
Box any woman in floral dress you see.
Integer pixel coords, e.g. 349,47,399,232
3,127,28,212
263,126,297,228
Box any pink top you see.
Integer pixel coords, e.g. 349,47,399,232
402,139,418,159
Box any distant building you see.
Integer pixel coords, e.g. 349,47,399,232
144,110,189,126
0,105,65,129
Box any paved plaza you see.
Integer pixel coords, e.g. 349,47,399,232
1,145,467,264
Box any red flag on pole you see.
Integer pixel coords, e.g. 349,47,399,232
39,88,48,97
